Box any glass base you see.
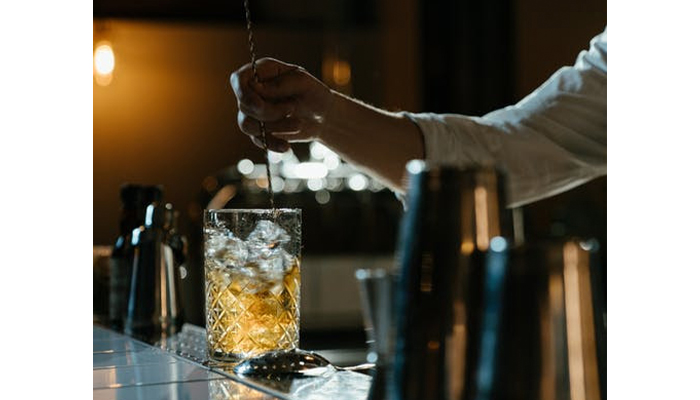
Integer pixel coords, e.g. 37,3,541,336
232,349,332,376
205,349,248,365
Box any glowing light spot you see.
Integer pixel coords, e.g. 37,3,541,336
310,142,332,160
237,159,254,175
284,179,302,193
461,241,475,255
427,340,440,351
490,236,508,253
145,204,155,227
348,174,368,191
94,43,115,74
307,178,324,191
271,176,285,193
475,186,489,251
326,178,343,191
315,190,331,204
366,352,378,363
580,239,599,252
94,42,115,86
406,159,425,175
282,162,328,179
255,177,268,189
332,60,352,86
268,151,284,164
323,153,341,170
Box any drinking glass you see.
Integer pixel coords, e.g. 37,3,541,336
203,209,301,362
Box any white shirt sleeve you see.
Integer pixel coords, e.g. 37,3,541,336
403,28,607,207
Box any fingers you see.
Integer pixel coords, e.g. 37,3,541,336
238,111,302,136
233,78,296,123
248,131,291,153
239,97,296,123
255,68,309,100
232,68,297,120
230,64,257,103
254,58,300,82
232,58,310,154
230,57,299,101
231,58,314,125
238,111,296,153
231,57,295,85
270,130,315,143
257,134,291,153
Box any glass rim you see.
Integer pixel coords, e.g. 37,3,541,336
204,208,301,214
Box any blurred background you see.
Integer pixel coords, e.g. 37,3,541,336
94,0,606,353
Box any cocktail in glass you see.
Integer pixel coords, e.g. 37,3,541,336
203,209,301,362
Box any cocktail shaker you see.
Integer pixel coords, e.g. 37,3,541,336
124,203,184,342
387,161,605,400
389,161,511,400
498,239,605,400
109,184,163,332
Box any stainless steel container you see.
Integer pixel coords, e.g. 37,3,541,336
499,239,606,400
390,161,510,400
125,203,184,342
387,161,605,400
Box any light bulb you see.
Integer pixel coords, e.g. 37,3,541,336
94,42,115,85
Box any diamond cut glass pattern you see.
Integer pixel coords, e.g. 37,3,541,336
204,209,301,362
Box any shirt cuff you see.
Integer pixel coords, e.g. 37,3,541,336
400,111,484,167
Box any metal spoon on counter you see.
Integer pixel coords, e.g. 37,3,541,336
232,349,375,377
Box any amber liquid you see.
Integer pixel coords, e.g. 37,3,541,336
205,259,300,362
208,379,270,399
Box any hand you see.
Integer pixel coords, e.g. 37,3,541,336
230,58,333,152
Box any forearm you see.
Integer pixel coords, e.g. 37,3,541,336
319,91,424,193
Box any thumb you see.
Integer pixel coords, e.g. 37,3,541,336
253,58,299,82
254,68,308,100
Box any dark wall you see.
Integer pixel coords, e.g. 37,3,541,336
513,0,607,99
510,0,607,245
419,0,607,243
421,0,516,115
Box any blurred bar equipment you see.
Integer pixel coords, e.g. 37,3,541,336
371,160,606,400
499,238,605,400
124,202,185,342
93,245,113,325
109,184,163,332
355,268,395,400
389,161,511,400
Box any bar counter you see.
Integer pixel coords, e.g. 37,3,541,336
93,324,372,399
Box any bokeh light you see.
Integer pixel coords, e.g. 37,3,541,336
94,42,115,86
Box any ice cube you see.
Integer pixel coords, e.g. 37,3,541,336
247,220,291,245
205,231,248,270
246,220,291,266
269,282,284,296
254,249,294,281
246,241,275,261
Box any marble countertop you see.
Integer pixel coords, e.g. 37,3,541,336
93,324,372,400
